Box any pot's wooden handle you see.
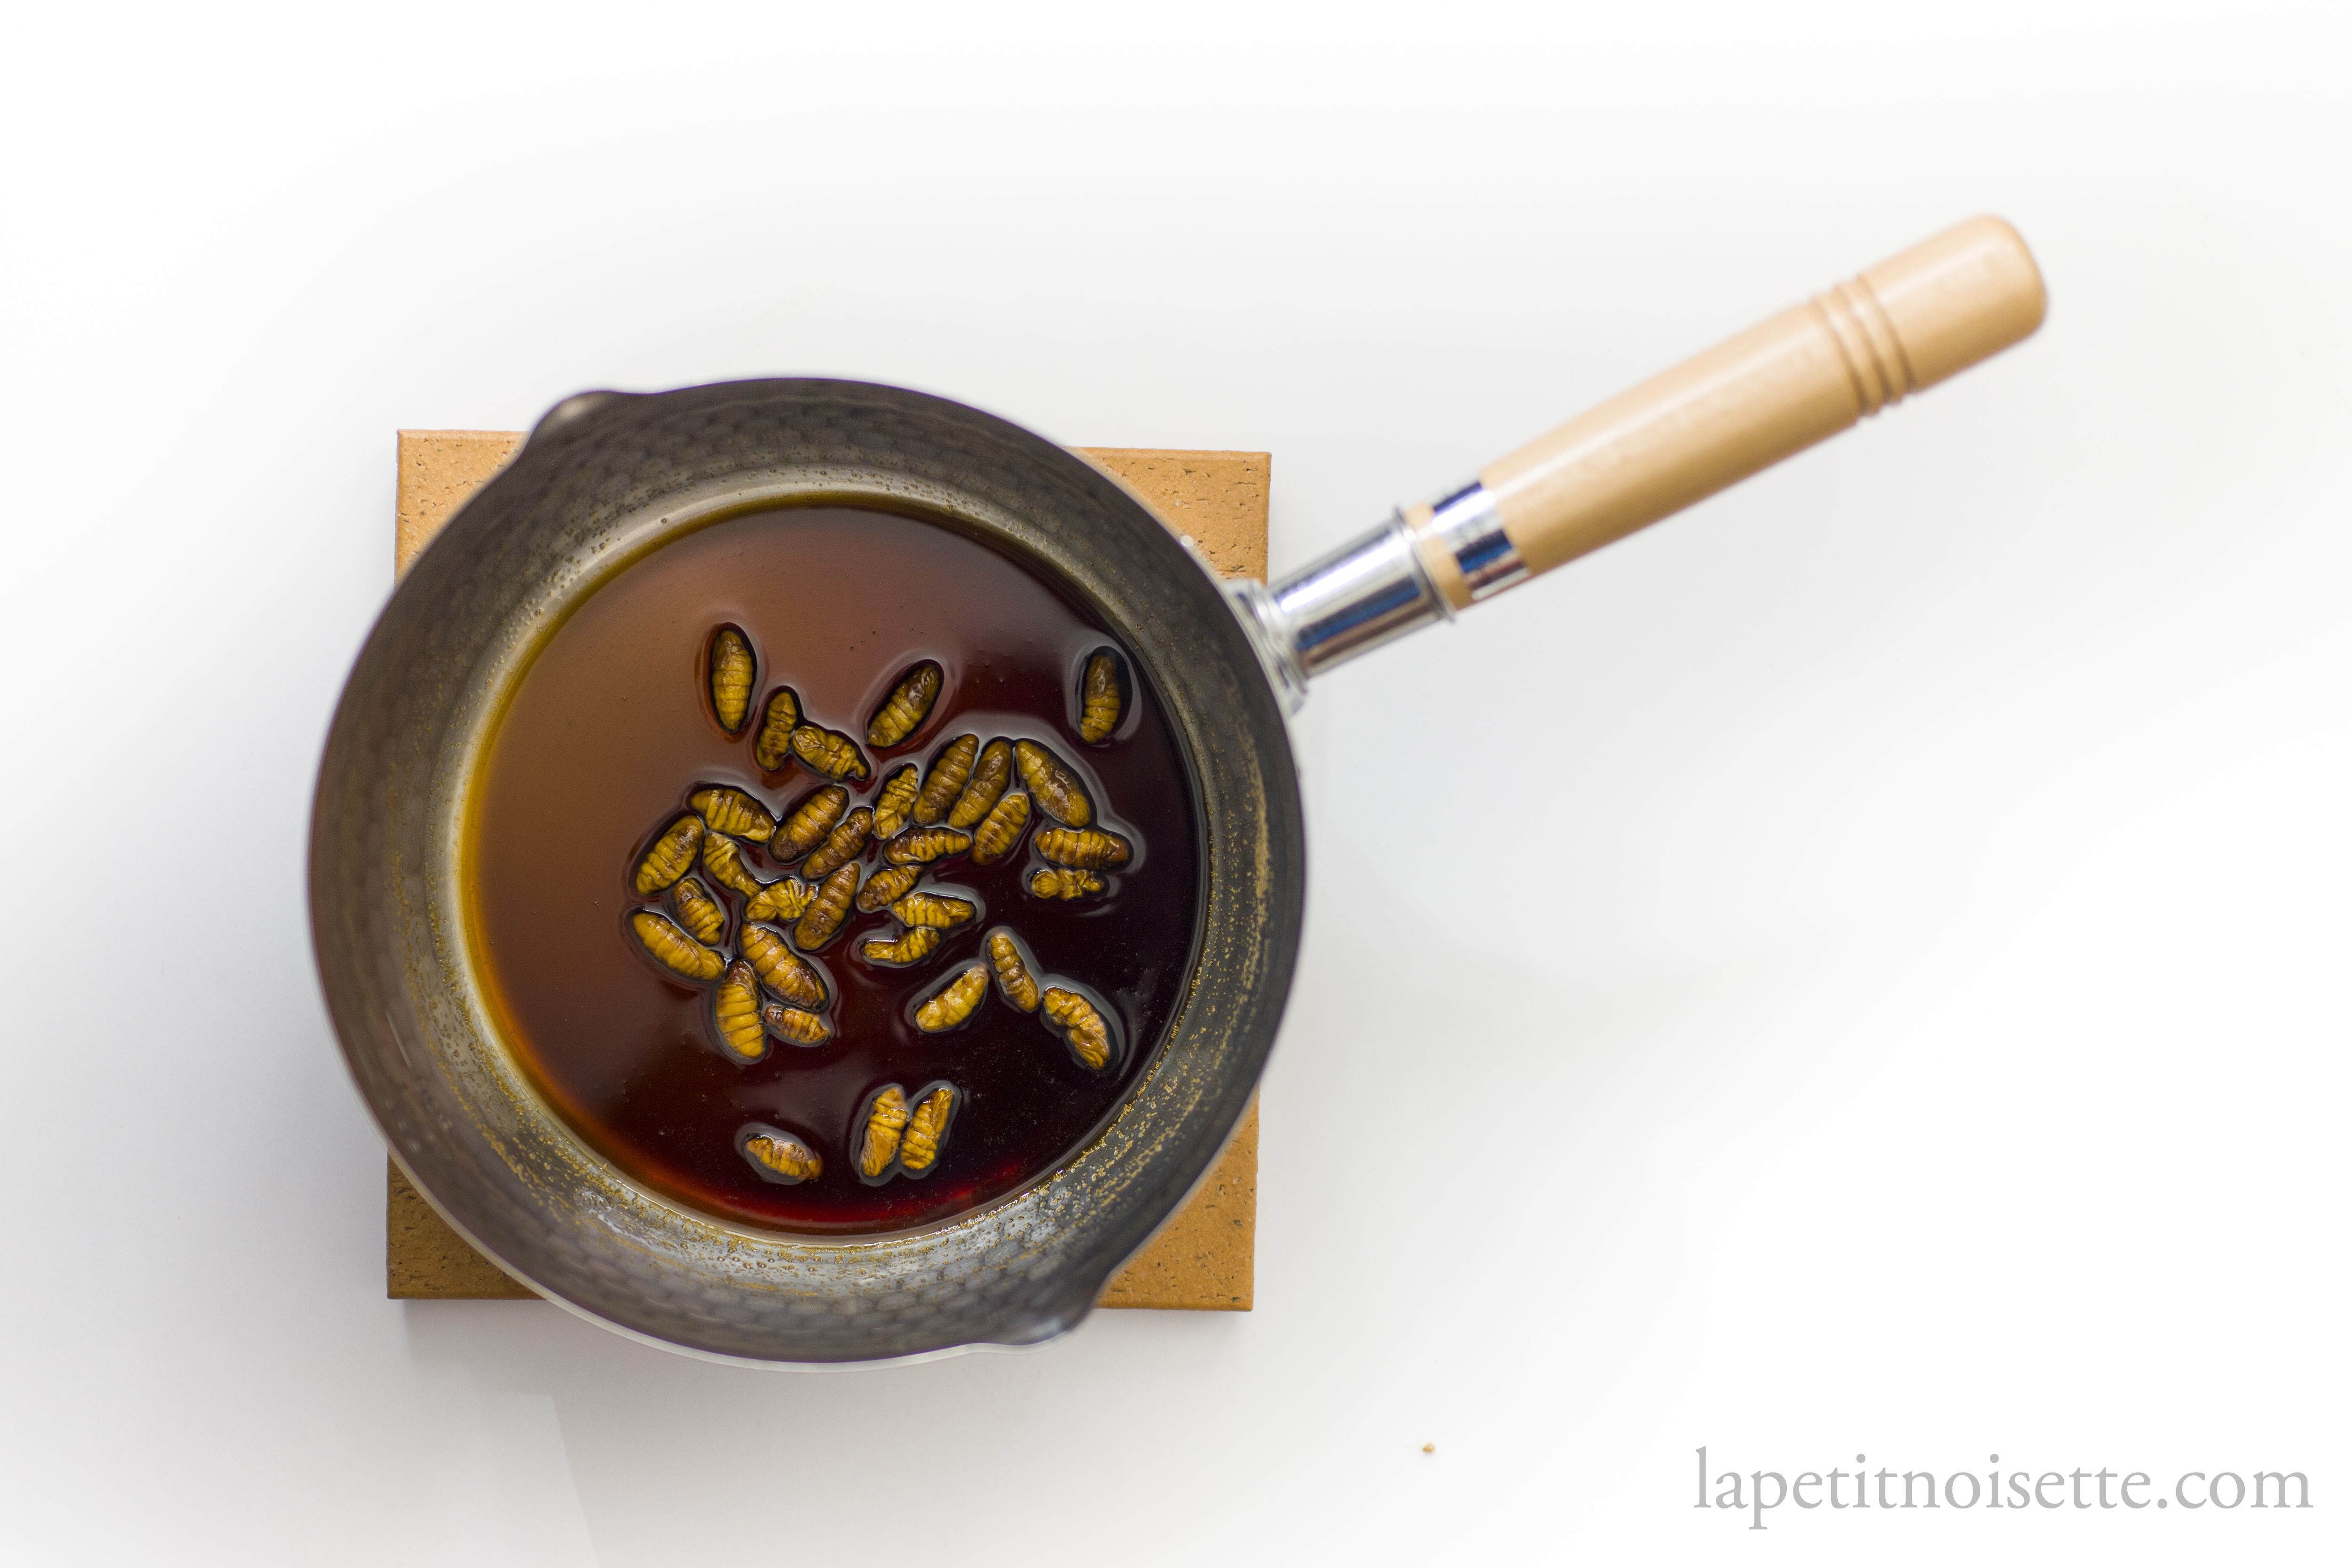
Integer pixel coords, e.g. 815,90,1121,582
1408,216,2046,606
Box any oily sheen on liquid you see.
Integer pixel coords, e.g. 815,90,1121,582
466,505,1202,1234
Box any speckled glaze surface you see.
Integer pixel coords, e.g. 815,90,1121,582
310,381,1303,1364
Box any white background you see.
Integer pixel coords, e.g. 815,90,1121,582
2,2,2345,1562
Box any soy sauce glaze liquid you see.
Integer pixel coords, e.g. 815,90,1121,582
465,505,1203,1234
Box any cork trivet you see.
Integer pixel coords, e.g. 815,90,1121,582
1080,448,1269,580
386,431,1267,1311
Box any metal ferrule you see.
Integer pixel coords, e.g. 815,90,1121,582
1219,514,1451,715
1423,479,1529,601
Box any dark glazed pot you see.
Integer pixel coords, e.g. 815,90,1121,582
310,381,1303,1364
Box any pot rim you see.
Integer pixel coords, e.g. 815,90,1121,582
311,378,1304,1363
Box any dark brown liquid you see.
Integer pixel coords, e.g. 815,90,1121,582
466,505,1202,1233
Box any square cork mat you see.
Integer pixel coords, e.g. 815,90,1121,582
387,431,1267,1310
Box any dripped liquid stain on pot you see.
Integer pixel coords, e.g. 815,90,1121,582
466,505,1200,1235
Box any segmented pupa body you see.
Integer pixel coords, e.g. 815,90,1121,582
709,627,755,733
744,876,817,923
700,832,765,897
774,785,849,861
871,764,920,839
631,910,724,982
858,1085,911,1179
913,734,978,824
739,924,826,1008
1078,652,1122,744
884,826,972,866
669,875,727,944
860,926,943,967
1028,867,1105,901
789,724,870,782
1015,740,1092,827
898,1084,957,1175
711,960,767,1062
752,688,801,771
867,662,943,748
855,864,922,914
800,807,873,880
985,929,1041,1012
970,790,1031,865
890,892,975,930
741,1130,821,1183
760,1000,832,1046
633,815,703,895
1034,827,1131,870
914,965,989,1033
688,786,774,842
1041,986,1114,1071
794,863,860,949
947,739,1012,830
